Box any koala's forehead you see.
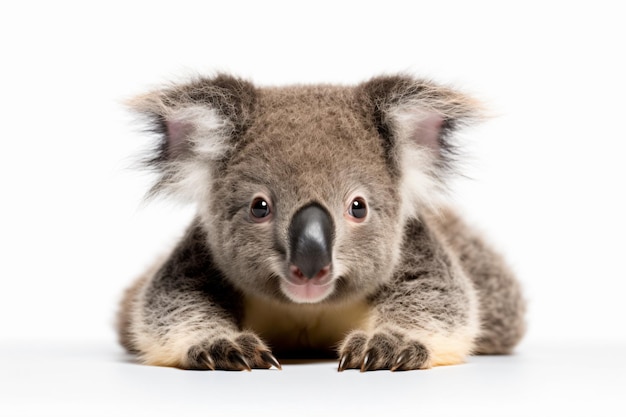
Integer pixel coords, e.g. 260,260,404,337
231,85,388,182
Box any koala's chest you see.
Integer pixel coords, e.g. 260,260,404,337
242,296,372,353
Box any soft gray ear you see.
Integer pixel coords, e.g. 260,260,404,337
128,74,257,201
357,75,483,214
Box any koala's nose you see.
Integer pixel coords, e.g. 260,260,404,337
288,203,334,280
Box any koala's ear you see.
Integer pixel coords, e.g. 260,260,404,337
357,75,483,213
128,74,257,201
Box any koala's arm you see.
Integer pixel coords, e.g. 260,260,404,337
117,221,280,370
338,218,480,371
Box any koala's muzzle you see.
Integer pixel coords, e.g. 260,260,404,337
288,203,334,283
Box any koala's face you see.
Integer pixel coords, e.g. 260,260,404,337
205,87,404,303
130,74,479,304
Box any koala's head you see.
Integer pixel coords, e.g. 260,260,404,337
130,74,480,304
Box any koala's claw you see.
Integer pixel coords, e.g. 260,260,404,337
187,332,281,371
338,348,362,372
261,351,282,370
390,349,410,372
197,351,216,370
233,353,252,371
338,354,349,372
360,349,377,372
338,330,430,372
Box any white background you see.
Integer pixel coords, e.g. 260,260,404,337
1,1,625,416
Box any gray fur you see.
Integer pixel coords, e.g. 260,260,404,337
118,73,525,371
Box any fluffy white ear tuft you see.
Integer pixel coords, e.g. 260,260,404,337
358,75,483,217
389,107,451,216
391,109,446,154
165,106,233,160
156,106,233,202
127,74,257,202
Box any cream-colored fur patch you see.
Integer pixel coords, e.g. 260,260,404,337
424,332,476,367
243,295,372,351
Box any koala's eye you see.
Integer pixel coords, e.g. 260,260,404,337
348,197,367,221
250,197,271,221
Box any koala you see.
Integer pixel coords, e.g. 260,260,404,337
117,73,525,371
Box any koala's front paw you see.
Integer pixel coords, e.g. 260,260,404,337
186,332,281,371
338,329,430,372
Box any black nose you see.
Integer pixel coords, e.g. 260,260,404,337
288,203,334,279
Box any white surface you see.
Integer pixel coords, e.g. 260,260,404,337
0,341,624,417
